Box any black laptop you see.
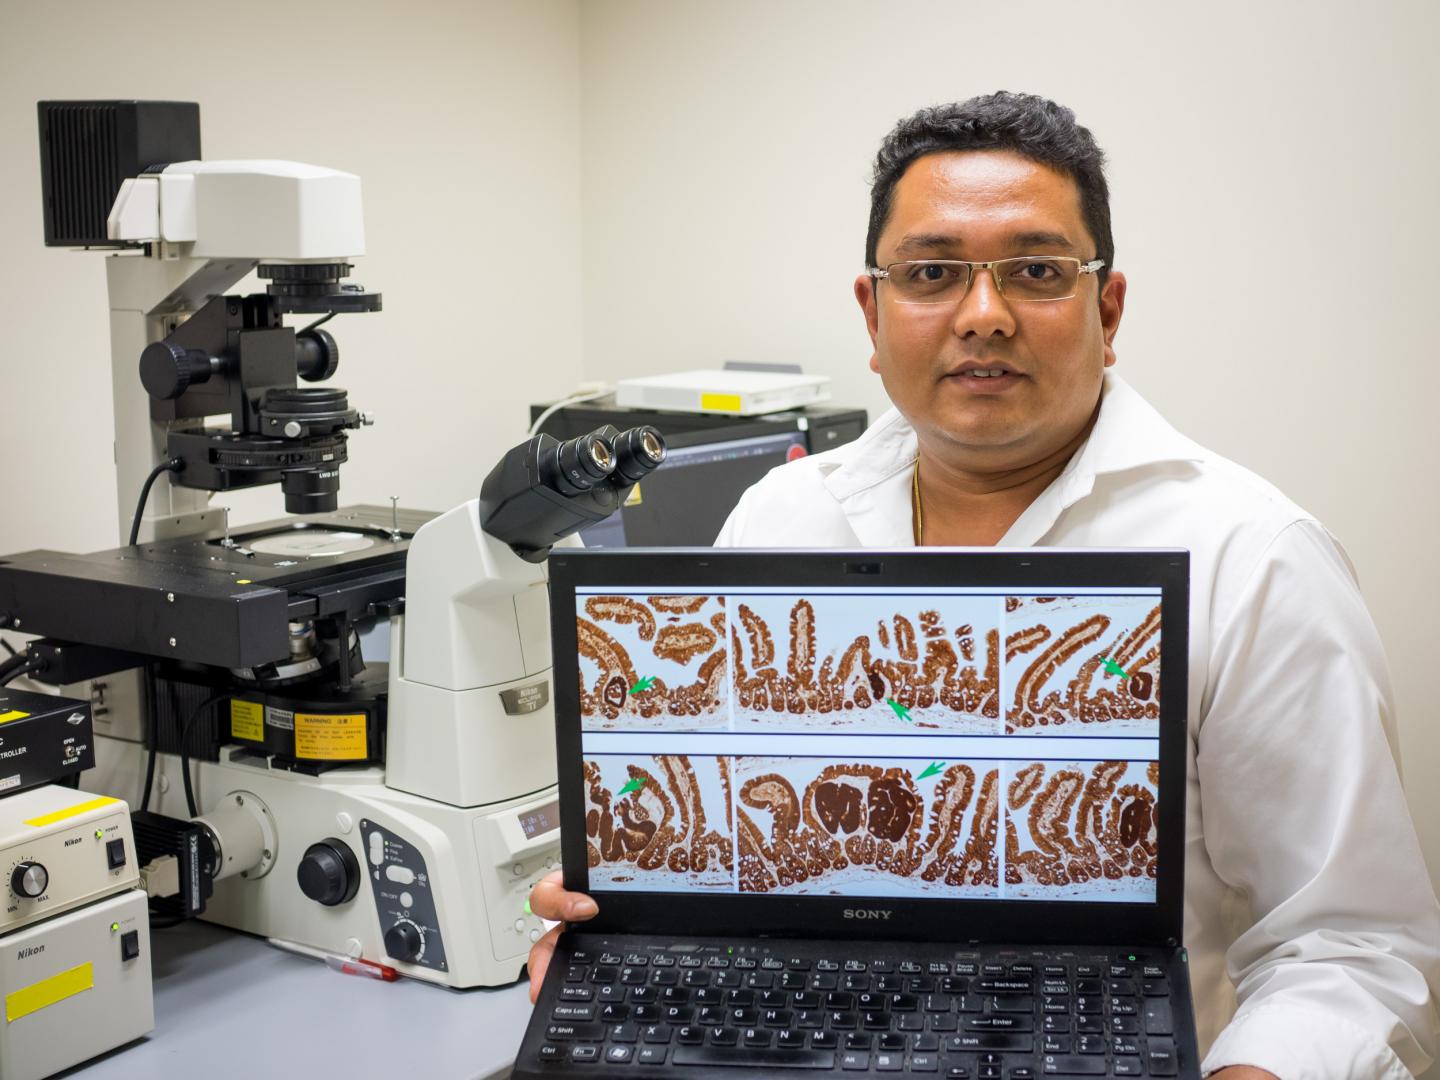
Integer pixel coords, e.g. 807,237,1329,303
514,549,1199,1079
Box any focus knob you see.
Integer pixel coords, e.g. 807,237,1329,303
295,327,339,382
139,340,215,400
384,920,423,963
296,839,360,907
11,862,48,899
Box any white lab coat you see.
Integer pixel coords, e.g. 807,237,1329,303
715,372,1440,1079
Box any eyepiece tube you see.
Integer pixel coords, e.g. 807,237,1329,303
610,425,667,484
551,432,617,495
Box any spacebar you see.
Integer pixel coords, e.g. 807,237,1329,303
672,1047,836,1069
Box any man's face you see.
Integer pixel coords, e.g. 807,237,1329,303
855,150,1126,469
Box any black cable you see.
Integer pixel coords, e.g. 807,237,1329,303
139,664,159,813
299,311,336,335
179,693,229,817
0,639,16,657
0,653,42,686
128,458,185,547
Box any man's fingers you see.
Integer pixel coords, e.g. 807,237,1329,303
527,925,562,1004
529,870,599,922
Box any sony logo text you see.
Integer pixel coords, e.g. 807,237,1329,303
842,909,893,920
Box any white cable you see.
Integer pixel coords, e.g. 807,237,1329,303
527,386,613,436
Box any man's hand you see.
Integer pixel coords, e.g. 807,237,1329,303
525,870,599,1004
1209,1068,1280,1079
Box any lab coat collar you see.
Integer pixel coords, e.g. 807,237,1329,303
822,371,1206,547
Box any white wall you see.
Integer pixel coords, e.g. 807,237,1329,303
578,0,1440,905
0,0,585,555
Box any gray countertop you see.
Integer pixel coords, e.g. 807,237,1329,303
61,920,533,1079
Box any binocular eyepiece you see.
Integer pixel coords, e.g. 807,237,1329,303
478,424,668,562
547,425,666,496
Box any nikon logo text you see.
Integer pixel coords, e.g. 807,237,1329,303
842,909,892,920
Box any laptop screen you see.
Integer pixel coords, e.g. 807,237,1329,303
549,549,1187,944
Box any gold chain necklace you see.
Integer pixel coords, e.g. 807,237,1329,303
912,462,923,546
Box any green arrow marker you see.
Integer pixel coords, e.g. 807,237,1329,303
1101,657,1130,680
886,698,913,722
629,676,656,694
618,775,647,796
918,761,944,780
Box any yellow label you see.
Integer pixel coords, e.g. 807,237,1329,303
230,700,264,742
24,797,119,828
0,710,30,724
623,484,643,507
295,713,367,760
700,392,742,413
6,962,94,1022
235,579,252,585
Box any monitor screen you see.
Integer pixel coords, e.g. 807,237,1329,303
570,585,1162,906
578,430,809,548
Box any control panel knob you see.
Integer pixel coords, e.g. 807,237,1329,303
384,920,423,963
11,862,48,899
296,839,360,907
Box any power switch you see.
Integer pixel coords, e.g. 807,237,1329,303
106,839,127,870
120,930,140,962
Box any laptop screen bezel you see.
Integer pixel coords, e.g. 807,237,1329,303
548,548,1189,948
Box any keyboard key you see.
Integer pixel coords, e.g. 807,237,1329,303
788,958,813,971
913,1034,940,1052
734,958,758,970
947,1034,1034,1052
636,1046,667,1065
608,1023,639,1044
546,1022,604,1041
964,1016,1034,1033
706,956,731,969
559,987,594,1002
744,1028,773,1047
1112,1058,1143,1076
603,1046,633,1064
762,957,786,970
1145,999,1175,1035
811,1031,838,1049
1148,1037,1179,1076
570,1045,600,1063
624,953,649,966
710,1027,739,1047
672,1046,835,1069
641,1024,670,1044
841,1051,870,1070
537,1043,564,1062
676,1025,704,1045
1041,1055,1105,1075
1010,1070,1036,1080
911,1052,940,1072
778,1029,807,1048
1143,979,1171,997
845,1034,872,1051
875,1051,904,1071
552,1004,595,1021
1073,1033,1104,1054
598,953,623,966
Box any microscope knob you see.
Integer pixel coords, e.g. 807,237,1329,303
11,862,48,899
296,839,361,906
384,920,424,963
295,327,340,382
140,340,214,399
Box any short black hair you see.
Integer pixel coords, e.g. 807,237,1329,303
866,92,1112,286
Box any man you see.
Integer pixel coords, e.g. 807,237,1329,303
527,93,1440,1078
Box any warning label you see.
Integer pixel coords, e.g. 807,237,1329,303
294,713,367,761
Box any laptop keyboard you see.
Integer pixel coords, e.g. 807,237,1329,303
533,941,1186,1077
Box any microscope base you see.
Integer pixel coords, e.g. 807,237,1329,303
92,734,558,989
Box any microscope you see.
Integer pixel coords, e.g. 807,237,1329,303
0,101,665,992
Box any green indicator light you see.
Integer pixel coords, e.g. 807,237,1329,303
727,947,733,955
523,899,532,916
1128,954,1137,962
110,922,119,933
95,830,103,839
